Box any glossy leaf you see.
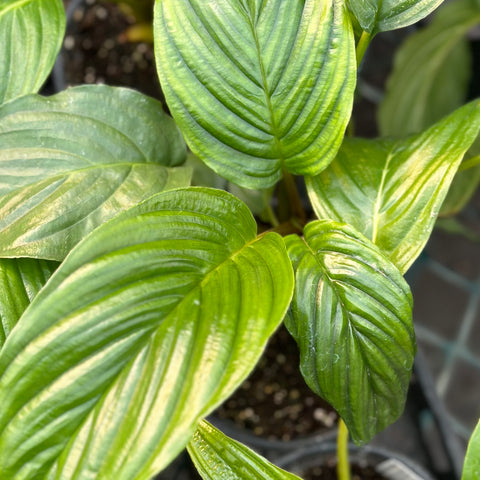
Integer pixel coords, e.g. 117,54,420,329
463,421,480,480
346,0,444,34
285,221,414,444
188,420,301,480
0,187,294,480
154,0,356,188
379,0,480,137
307,101,480,273
0,0,65,104
0,85,190,261
0,258,57,349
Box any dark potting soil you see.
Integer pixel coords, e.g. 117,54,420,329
300,463,386,480
215,325,339,441
59,0,166,108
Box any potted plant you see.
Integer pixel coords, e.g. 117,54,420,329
0,1,479,479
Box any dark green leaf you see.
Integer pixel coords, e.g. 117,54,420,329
0,258,57,349
463,421,480,480
188,420,301,480
307,101,480,273
347,0,444,34
0,85,190,261
285,221,414,444
154,0,356,188
0,0,65,104
0,187,294,480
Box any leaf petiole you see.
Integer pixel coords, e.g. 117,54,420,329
281,170,307,225
356,30,372,67
337,418,352,480
459,155,480,171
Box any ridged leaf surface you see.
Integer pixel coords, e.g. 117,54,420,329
285,221,414,444
0,0,65,104
188,420,301,480
0,187,294,480
0,85,190,261
347,0,444,34
307,101,480,273
0,258,57,349
154,0,355,188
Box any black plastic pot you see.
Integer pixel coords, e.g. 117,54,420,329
275,442,436,480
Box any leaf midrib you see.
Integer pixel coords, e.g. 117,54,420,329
0,0,32,19
0,229,261,426
371,150,393,244
245,6,285,164
74,235,263,475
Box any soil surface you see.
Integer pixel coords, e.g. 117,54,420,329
300,464,385,480
59,0,166,107
215,325,339,441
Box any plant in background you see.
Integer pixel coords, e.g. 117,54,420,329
0,1,480,480
379,0,480,220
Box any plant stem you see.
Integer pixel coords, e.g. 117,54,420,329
265,203,280,228
459,155,480,171
281,170,306,225
356,30,372,67
337,418,352,480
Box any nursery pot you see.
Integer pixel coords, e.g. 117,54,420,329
274,442,436,480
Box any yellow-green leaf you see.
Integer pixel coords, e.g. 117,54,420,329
154,0,355,188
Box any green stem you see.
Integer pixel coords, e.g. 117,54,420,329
459,155,480,171
337,419,351,480
356,30,372,67
282,170,306,224
265,203,280,228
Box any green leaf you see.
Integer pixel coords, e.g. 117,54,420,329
0,0,65,104
463,421,480,480
306,101,480,273
0,85,191,261
0,258,57,349
188,420,301,480
378,0,480,137
154,0,356,188
346,0,444,34
0,187,294,480
285,221,414,444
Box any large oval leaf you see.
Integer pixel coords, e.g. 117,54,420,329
0,258,57,350
285,221,414,444
0,0,65,104
463,421,480,480
378,0,480,137
306,101,480,273
0,187,294,480
188,420,301,480
346,0,444,34
154,0,356,188
0,85,190,261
